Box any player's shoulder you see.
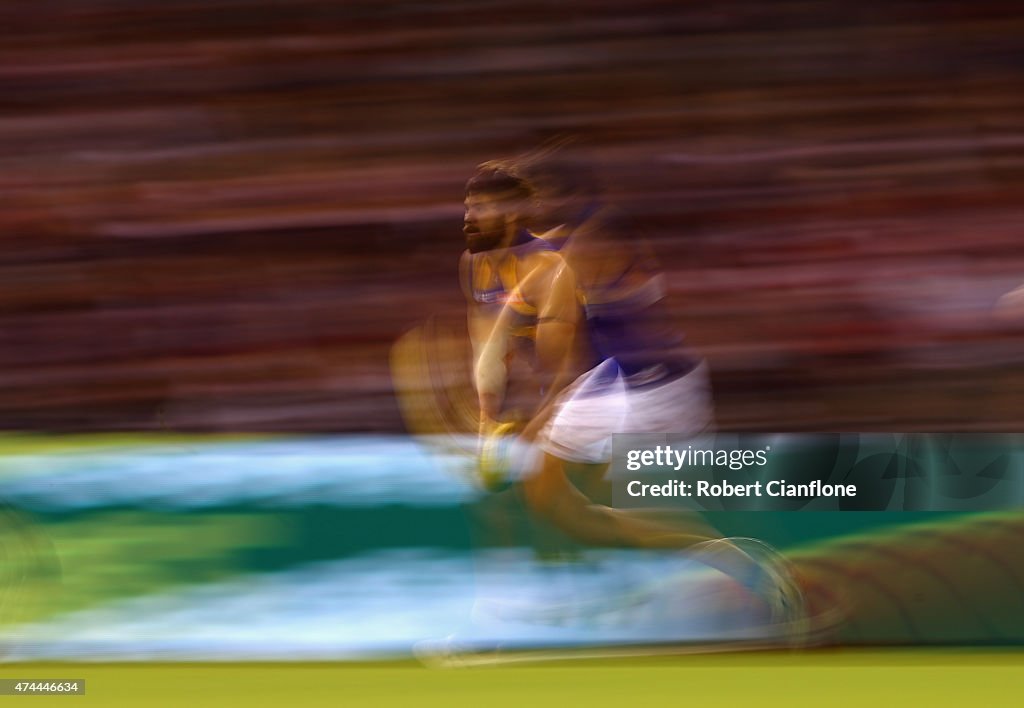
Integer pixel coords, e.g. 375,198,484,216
519,249,573,292
521,247,568,272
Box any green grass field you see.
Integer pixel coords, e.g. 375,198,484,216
5,650,1022,707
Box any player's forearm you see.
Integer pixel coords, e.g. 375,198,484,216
522,323,580,441
469,304,511,424
478,392,502,424
473,337,508,425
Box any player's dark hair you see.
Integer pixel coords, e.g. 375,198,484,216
464,163,533,202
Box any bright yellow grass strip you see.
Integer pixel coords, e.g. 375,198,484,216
8,650,1022,708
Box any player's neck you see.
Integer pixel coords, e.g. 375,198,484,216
502,221,530,248
484,223,529,264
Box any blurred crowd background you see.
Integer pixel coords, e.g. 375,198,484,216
3,0,1024,432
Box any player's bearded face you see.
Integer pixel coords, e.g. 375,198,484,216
464,193,515,253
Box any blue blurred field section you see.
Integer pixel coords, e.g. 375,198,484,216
0,435,1021,661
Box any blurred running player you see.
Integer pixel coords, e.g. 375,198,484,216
462,158,802,626
460,164,589,466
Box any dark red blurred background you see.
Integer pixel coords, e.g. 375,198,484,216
2,0,1023,432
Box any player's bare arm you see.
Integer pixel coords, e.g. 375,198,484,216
460,249,507,424
523,253,582,395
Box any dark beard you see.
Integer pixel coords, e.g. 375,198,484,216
465,229,505,254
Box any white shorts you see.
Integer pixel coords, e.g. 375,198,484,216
537,359,714,465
